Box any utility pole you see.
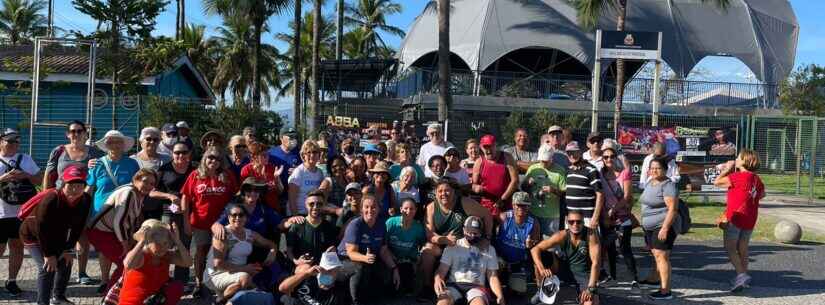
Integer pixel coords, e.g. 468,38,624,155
47,0,54,37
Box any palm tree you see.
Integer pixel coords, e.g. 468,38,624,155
309,0,322,134
0,0,48,45
276,11,335,97
572,0,730,133
181,23,218,83
175,0,185,39
203,0,291,108
292,0,303,130
344,0,404,58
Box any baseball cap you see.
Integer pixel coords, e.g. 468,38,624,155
547,125,563,134
537,144,553,161
319,252,342,270
512,191,532,206
1,128,20,140
362,143,381,155
62,164,88,184
539,275,561,304
175,121,190,129
444,146,460,156
601,138,620,152
345,182,362,194
280,127,297,137
479,134,496,147
587,132,603,143
565,141,581,152
463,216,484,232
161,123,177,133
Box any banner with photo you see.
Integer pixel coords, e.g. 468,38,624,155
618,125,738,159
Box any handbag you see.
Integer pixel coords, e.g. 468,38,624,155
716,212,729,230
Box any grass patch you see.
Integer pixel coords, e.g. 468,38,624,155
760,174,825,199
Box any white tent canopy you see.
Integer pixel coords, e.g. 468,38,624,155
398,0,798,84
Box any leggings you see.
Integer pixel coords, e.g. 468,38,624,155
605,225,638,280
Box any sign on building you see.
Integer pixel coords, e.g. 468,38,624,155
598,30,661,60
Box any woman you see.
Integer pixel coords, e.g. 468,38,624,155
287,141,325,216
42,120,102,286
364,161,397,220
87,130,140,291
205,204,279,303
714,150,764,292
226,135,251,179
444,147,470,187
152,142,196,282
389,143,424,185
319,155,350,217
384,198,426,297
460,138,481,176
639,158,680,300
392,166,420,206
131,127,172,171
240,142,284,210
87,168,158,290
20,165,92,305
600,141,639,287
118,219,191,305
347,156,370,185
181,147,239,297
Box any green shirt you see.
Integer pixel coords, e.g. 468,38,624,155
524,163,567,219
286,219,338,264
385,216,426,263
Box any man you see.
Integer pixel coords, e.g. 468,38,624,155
524,144,567,237
340,137,358,164
157,123,178,156
176,121,194,150
472,134,519,217
287,190,338,268
494,192,540,295
434,216,505,305
417,123,454,177
583,132,604,170
639,142,680,189
362,143,382,170
503,128,537,174
531,210,602,305
546,125,570,169
243,126,257,144
269,127,302,194
564,141,604,231
0,128,42,296
279,251,348,305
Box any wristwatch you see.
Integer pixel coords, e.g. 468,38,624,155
587,287,598,294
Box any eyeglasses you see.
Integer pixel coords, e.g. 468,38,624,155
567,220,583,225
603,154,615,160
68,129,86,134
173,150,189,155
229,213,246,218
144,137,160,143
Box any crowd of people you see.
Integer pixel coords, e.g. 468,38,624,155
0,119,766,305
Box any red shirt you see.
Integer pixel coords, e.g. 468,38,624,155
181,170,239,230
725,171,765,230
240,163,281,210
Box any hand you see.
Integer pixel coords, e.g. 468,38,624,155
588,217,599,230
580,289,593,303
392,268,401,289
434,276,447,297
273,165,284,177
541,185,554,194
527,178,535,186
169,223,183,245
211,223,226,241
472,184,484,194
294,253,313,266
263,250,277,266
168,195,180,205
444,232,458,246
87,158,98,169
725,160,735,171
537,266,553,281
658,227,669,241
364,248,376,264
288,216,306,226
62,252,74,266
303,265,322,276
525,236,536,248
45,256,58,272
243,263,263,275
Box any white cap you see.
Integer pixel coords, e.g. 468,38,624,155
539,275,560,304
537,144,553,162
175,121,190,129
319,252,342,270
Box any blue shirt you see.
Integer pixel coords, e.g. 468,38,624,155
218,200,283,238
268,146,301,187
86,156,140,215
495,211,535,263
337,216,386,257
226,155,250,179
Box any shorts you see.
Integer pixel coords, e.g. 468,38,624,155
445,283,490,304
535,217,560,238
644,228,677,251
192,229,213,247
0,218,21,243
724,223,753,243
206,270,250,296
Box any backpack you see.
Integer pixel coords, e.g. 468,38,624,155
0,154,38,205
676,198,692,234
17,189,58,220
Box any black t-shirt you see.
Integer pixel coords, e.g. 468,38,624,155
295,278,346,305
564,163,601,218
150,162,196,214
287,219,338,264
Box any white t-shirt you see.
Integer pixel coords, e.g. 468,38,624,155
583,151,604,171
445,168,470,185
0,153,40,218
287,164,324,215
416,141,454,177
440,239,499,286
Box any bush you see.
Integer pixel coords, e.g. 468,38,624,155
501,110,590,149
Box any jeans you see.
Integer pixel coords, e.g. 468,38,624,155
604,225,638,280
27,245,72,305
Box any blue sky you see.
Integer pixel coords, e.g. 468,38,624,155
54,0,823,112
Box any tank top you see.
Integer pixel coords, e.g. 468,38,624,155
496,211,534,263
560,229,591,274
118,252,170,305
478,153,510,216
432,196,467,238
206,227,254,276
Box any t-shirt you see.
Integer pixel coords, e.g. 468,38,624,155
582,151,604,171
287,164,324,215
639,154,680,189
269,146,302,187
45,145,103,188
385,216,426,263
86,156,140,215
287,219,338,264
130,153,171,171
524,163,566,219
294,278,347,305
440,239,499,286
218,200,283,238
725,171,765,230
149,162,195,217
241,163,282,210
0,153,40,218
181,170,239,230
640,180,678,230
502,146,537,163
416,141,454,177
445,168,470,185
337,216,385,257
565,163,601,218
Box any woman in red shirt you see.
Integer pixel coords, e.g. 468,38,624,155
118,219,192,305
714,149,765,292
181,147,239,297
240,142,283,211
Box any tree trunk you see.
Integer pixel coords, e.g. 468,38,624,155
111,22,119,130
252,20,263,109
336,0,343,104
293,0,303,130
613,0,627,136
437,0,451,123
175,0,180,39
179,0,185,39
309,0,321,135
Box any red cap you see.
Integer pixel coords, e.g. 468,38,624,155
62,165,88,184
480,134,496,146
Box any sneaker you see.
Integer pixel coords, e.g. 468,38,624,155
598,275,615,287
649,290,674,300
5,280,22,297
50,297,76,305
630,280,642,293
730,273,751,292
96,284,108,295
78,272,100,285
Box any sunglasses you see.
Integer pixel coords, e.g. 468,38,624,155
68,129,86,134
144,137,160,142
234,145,247,149
603,154,615,160
567,220,583,225
229,213,246,218
173,150,190,155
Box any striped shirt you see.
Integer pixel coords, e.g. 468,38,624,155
92,185,144,242
565,162,602,217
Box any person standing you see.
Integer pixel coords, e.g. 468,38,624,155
460,139,481,176
156,123,179,157
583,133,604,170
599,142,639,286
287,141,324,216
444,147,470,187
241,142,284,211
546,125,570,169
242,127,257,145
392,166,420,205
364,161,397,220
227,135,251,180
503,128,537,174
131,127,172,171
639,158,680,300
340,137,358,164
523,144,567,237
176,121,194,151
389,143,426,186
639,142,680,189
471,134,519,218
417,124,454,178
269,128,302,191
564,141,604,231
714,150,764,292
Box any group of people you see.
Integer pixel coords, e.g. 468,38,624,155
0,118,765,305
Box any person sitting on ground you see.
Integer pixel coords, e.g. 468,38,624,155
204,204,279,304
385,198,427,297
530,210,602,305
434,216,506,305
502,128,538,174
118,219,192,305
278,251,348,305
523,144,567,237
286,190,338,270
494,192,540,295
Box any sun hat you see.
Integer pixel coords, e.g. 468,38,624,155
241,177,267,192
139,127,161,141
565,141,581,152
95,130,135,153
368,161,390,174
537,144,553,162
539,275,561,304
319,251,343,270
200,130,226,149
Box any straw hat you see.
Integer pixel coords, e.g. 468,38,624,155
368,161,390,174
